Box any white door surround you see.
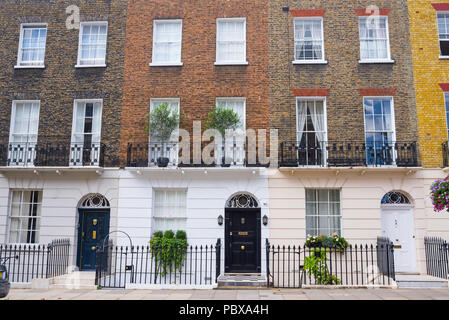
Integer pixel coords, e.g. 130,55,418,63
381,204,417,273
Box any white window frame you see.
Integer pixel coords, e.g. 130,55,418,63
75,21,108,68
295,97,328,167
150,19,183,67
7,189,42,244
149,98,181,142
215,97,246,131
151,189,187,234
292,17,327,65
358,16,394,64
9,100,41,143
15,23,48,69
362,96,397,166
305,188,342,237
437,11,449,59
215,18,248,66
70,99,103,167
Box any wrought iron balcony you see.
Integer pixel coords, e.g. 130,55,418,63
443,141,449,168
280,141,419,168
126,141,249,168
0,141,106,167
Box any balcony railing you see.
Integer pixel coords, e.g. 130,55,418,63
126,141,248,168
280,141,419,168
442,141,449,167
1,141,106,167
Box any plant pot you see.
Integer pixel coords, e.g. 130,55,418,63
157,157,170,167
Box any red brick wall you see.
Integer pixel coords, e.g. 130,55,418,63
120,0,269,165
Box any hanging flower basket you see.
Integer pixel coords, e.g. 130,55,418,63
430,177,449,212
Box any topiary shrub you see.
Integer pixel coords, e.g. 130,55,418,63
175,230,187,240
153,231,163,238
164,230,175,239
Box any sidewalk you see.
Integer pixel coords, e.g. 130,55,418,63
2,288,449,300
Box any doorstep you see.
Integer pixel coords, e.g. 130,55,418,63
217,274,267,289
395,274,448,288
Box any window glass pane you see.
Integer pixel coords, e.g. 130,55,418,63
359,17,389,60
294,18,323,61
305,189,341,236
79,23,107,65
217,20,246,62
19,26,47,65
153,21,182,63
8,190,41,243
153,190,187,233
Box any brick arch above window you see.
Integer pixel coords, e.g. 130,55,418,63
290,9,326,17
354,8,391,16
358,88,397,96
292,88,330,97
432,3,449,11
439,83,449,91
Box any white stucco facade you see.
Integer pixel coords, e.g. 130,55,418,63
0,166,448,275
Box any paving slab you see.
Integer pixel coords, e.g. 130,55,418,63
2,288,449,300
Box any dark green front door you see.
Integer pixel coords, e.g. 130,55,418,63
77,210,110,270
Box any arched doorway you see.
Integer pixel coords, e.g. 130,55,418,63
76,194,111,270
224,193,261,273
380,191,417,273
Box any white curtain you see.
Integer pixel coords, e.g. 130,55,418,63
92,102,102,144
154,22,182,63
11,102,39,143
309,101,326,148
296,101,307,144
311,20,322,59
153,190,187,233
217,20,245,62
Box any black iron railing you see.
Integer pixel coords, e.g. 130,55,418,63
95,239,222,288
126,142,249,167
424,236,449,279
1,141,108,167
442,142,449,168
0,238,70,282
266,238,395,288
280,141,419,167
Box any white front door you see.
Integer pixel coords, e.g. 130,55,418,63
381,206,416,273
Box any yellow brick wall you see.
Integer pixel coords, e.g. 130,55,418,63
408,0,449,168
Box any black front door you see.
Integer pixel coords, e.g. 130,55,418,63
225,208,261,273
77,209,110,270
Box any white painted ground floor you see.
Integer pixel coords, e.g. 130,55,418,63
0,166,447,275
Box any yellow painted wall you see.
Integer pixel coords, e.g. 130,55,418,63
408,0,449,167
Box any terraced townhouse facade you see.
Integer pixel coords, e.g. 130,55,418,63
268,0,427,274
0,0,127,270
0,0,447,279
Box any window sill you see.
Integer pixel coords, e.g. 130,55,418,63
214,61,249,66
149,62,183,67
75,64,107,68
439,56,449,59
292,60,328,65
14,65,45,69
358,59,395,64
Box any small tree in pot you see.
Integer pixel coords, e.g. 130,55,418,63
147,103,180,167
205,105,241,167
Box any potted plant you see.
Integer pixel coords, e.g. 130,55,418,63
205,105,241,167
430,177,449,212
147,103,180,167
